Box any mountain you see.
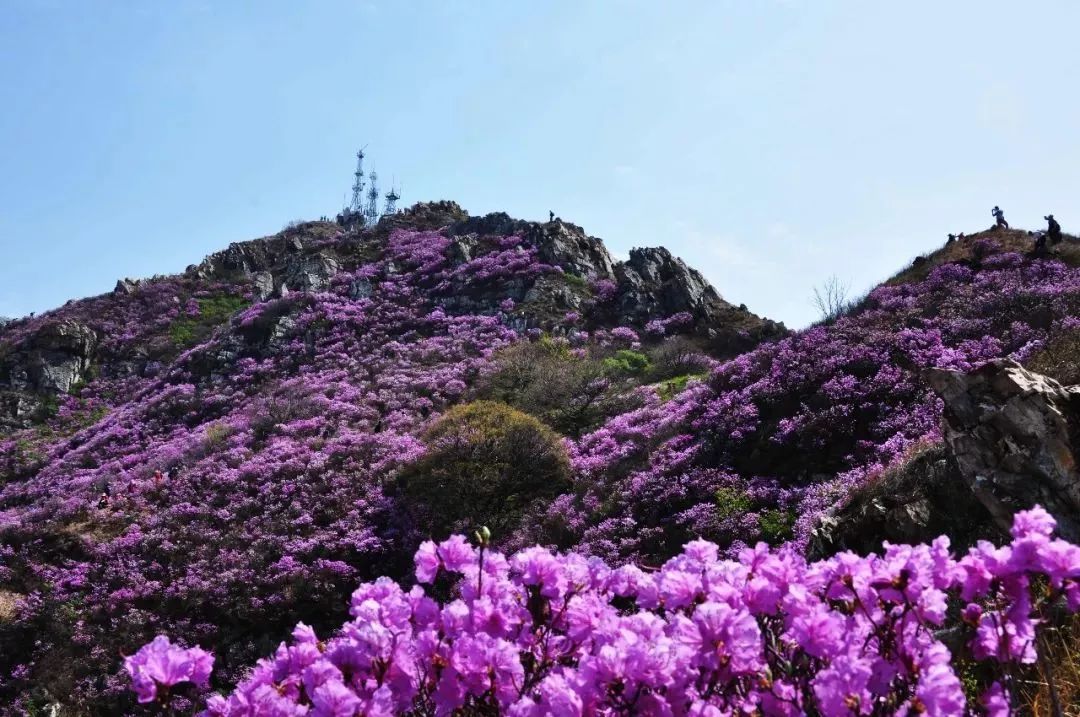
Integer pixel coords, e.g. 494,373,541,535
0,203,784,712
1,208,1079,714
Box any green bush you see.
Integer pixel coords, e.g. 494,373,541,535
399,401,572,539
714,486,752,520
654,373,704,402
169,294,250,346
602,349,651,377
479,340,644,436
759,508,796,544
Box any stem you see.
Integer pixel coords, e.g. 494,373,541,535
1038,640,1064,717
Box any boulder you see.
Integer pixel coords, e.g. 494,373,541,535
114,278,139,295
26,321,98,393
283,253,340,293
926,359,1080,542
252,271,275,302
529,221,616,279
349,278,374,300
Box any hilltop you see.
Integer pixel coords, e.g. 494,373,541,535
2,209,1080,713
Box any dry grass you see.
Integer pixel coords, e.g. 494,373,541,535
0,589,23,623
1026,329,1080,387
883,229,1080,288
1017,613,1080,716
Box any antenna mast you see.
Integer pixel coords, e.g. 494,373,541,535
365,171,380,221
384,178,401,215
349,148,366,213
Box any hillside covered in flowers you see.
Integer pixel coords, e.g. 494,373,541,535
3,205,1080,714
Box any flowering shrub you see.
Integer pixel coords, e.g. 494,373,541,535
544,247,1080,562
396,401,572,538
124,635,213,705
139,507,1080,716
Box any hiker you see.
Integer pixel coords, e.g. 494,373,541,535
549,210,555,222
992,206,1009,229
947,233,956,244
1046,214,1062,244
97,492,109,510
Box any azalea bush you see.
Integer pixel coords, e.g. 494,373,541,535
396,401,572,539
131,507,1079,716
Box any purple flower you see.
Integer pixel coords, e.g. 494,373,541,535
124,635,213,704
310,678,361,717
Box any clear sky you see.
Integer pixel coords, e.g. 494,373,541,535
2,1,1078,328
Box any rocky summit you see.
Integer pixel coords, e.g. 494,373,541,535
3,211,1080,714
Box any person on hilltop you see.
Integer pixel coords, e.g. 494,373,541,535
1046,214,1062,244
992,205,1009,229
549,210,555,222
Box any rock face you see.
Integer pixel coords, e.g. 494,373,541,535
809,444,997,559
448,212,786,349
1,204,788,431
0,320,98,429
283,252,340,293
926,359,1080,542
617,247,724,325
531,221,616,279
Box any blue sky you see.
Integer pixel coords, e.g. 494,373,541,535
2,1,1078,328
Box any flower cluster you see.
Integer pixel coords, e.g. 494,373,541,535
124,635,214,704
153,507,1080,716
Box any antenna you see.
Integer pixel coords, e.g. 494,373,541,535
384,176,401,215
349,147,367,213
365,170,380,221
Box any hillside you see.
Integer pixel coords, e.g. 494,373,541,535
2,211,1080,714
0,203,784,712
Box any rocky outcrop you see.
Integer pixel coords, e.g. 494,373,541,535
809,444,998,559
616,247,721,324
927,359,1080,542
0,320,98,429
445,211,785,350
114,279,140,295
530,221,616,279
283,253,340,293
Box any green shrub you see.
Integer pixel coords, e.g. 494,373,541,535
759,509,796,544
563,273,588,289
480,340,643,436
602,349,651,377
169,294,250,346
714,486,752,520
399,401,572,539
654,373,704,402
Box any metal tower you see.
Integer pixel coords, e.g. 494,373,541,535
349,148,366,213
365,171,380,221
384,180,401,216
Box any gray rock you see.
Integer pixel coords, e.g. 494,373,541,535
523,275,585,312
927,359,1080,542
114,278,139,295
617,247,718,320
530,221,616,279
349,278,374,300
27,320,98,393
252,272,275,301
283,253,340,293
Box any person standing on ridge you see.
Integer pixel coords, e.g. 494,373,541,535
549,210,555,222
992,206,1009,229
1046,214,1062,244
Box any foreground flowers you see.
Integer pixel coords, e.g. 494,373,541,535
124,635,214,704
132,506,1080,716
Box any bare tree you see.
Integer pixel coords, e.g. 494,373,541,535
811,275,851,322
